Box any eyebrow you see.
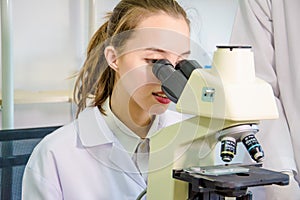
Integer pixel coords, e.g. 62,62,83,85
144,47,191,56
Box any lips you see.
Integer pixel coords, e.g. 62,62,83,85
152,91,171,104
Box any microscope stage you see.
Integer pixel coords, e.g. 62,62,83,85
173,164,289,197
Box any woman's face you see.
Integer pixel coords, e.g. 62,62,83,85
112,13,190,115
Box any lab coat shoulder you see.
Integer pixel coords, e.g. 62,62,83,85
25,106,111,171
26,117,80,164
22,122,77,199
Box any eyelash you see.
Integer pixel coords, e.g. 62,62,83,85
145,58,187,67
145,59,158,64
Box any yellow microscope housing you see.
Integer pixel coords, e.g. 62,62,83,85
147,46,279,199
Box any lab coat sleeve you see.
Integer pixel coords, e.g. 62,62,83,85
22,167,62,200
22,137,63,200
231,0,297,172
230,0,300,199
230,0,277,91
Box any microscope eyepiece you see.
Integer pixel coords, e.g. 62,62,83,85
175,59,202,78
152,59,188,103
152,59,174,81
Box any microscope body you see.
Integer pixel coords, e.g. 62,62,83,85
147,46,279,199
176,46,277,121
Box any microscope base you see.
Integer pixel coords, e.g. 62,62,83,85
173,164,289,200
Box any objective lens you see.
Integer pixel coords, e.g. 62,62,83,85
242,134,264,163
220,136,236,162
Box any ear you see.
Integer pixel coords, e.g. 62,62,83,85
104,46,119,71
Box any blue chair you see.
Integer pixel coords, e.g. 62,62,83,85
0,126,61,200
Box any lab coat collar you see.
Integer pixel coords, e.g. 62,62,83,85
77,107,146,188
77,106,186,147
82,141,146,188
103,98,160,157
77,107,113,147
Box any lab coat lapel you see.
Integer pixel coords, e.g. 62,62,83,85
83,143,146,189
109,142,147,188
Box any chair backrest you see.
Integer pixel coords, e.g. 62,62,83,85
0,125,61,200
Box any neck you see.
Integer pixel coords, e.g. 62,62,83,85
110,89,152,139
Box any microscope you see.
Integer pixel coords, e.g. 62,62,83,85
146,46,289,199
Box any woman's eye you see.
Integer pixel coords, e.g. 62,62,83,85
145,59,158,64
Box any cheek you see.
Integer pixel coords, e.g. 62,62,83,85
118,64,160,96
132,85,169,115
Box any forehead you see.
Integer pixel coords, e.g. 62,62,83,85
118,13,190,55
137,13,189,36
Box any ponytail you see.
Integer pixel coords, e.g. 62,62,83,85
73,20,115,117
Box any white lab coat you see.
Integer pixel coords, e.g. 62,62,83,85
230,0,300,199
22,107,186,200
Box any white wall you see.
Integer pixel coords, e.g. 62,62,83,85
0,0,238,129
179,0,238,55
0,0,89,128
93,0,238,57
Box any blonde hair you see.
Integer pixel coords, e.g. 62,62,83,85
73,0,189,117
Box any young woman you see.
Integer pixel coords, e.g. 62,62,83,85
22,0,191,199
